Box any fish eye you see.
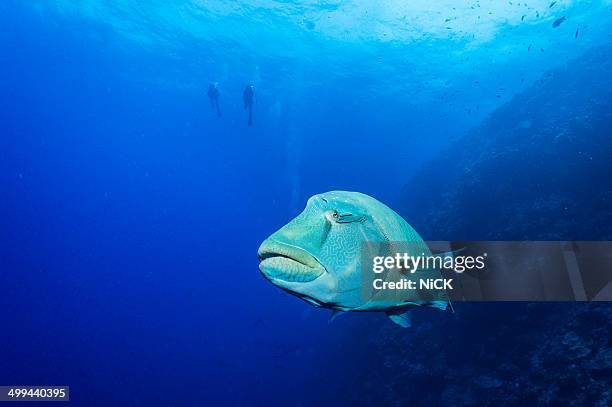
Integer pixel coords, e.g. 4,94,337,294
325,210,339,222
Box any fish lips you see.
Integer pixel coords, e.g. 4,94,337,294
258,239,325,283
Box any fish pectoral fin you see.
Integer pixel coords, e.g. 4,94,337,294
385,307,412,328
328,309,346,323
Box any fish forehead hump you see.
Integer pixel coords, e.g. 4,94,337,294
319,191,428,245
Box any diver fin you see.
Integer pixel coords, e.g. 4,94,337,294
329,309,345,323
386,307,412,328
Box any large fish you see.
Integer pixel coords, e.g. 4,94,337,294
258,191,450,327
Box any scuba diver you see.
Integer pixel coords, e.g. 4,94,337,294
243,84,256,126
207,82,221,117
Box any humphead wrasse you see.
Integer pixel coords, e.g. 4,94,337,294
258,191,450,327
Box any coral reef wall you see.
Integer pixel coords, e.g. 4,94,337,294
400,45,612,241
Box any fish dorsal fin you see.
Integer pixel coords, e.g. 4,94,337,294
329,309,345,323
385,307,412,328
432,247,465,260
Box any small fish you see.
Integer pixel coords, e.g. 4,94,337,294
552,16,567,28
521,15,526,21
528,44,532,51
549,1,557,8
575,26,579,38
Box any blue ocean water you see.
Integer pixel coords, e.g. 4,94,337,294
1,1,611,406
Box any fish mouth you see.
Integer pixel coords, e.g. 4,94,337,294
258,239,324,283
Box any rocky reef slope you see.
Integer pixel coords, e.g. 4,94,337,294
400,44,612,241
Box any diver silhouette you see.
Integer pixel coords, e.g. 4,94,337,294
243,84,256,126
207,82,221,117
